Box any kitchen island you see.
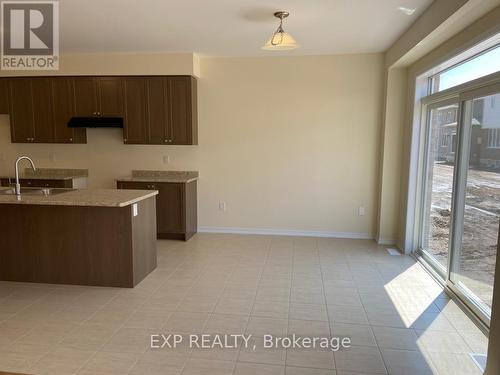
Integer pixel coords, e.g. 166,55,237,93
0,188,158,287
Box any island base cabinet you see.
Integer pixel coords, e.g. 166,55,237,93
0,197,157,287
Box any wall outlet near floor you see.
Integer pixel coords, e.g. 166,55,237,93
218,201,226,212
358,206,365,216
162,155,170,164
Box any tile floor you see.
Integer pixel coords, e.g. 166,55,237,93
0,234,489,375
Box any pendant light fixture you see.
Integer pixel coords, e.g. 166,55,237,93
262,11,299,51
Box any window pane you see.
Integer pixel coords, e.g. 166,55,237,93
432,44,500,93
451,92,500,313
421,103,459,270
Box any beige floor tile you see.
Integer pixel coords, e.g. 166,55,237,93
60,324,117,351
327,305,369,325
256,287,291,302
177,295,218,313
238,337,286,365
78,351,140,374
29,346,94,374
285,367,336,375
334,345,387,374
288,319,330,336
330,323,376,347
204,314,249,335
101,327,153,354
181,358,235,375
164,312,209,334
234,362,285,375
380,349,437,375
372,326,419,351
427,351,482,375
289,303,328,322
291,288,325,305
252,300,289,319
245,317,288,337
415,329,472,353
285,348,335,369
214,298,254,316
0,346,46,373
124,307,173,329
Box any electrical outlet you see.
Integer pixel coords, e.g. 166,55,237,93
218,201,226,212
358,206,365,216
162,155,170,164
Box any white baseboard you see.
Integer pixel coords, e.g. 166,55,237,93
198,226,373,240
377,237,396,245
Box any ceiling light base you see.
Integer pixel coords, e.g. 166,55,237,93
274,11,289,19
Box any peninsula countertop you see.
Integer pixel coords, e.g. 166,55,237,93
0,188,158,207
117,170,199,184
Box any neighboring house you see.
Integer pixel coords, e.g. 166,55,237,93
433,95,500,170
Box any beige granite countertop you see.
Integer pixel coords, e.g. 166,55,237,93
0,187,157,207
117,170,199,183
1,168,89,181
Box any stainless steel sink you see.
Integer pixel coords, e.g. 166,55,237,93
0,187,74,196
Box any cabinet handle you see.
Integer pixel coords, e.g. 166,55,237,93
97,112,101,116
124,138,127,142
45,183,49,187
164,139,168,143
69,138,73,142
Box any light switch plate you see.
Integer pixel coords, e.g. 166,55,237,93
132,203,138,217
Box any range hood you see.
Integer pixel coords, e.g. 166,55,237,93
68,117,123,128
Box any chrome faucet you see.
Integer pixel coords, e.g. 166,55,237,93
15,156,36,195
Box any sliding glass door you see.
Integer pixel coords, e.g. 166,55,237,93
420,100,459,275
419,84,500,325
449,90,500,320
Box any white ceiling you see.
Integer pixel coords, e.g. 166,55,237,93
60,0,434,56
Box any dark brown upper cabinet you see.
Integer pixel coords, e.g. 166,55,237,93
123,77,148,144
167,76,197,145
0,79,10,114
123,76,197,145
51,78,86,143
9,78,34,143
73,77,124,117
5,75,197,145
8,77,85,144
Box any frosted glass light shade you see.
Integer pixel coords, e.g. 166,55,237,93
262,31,299,50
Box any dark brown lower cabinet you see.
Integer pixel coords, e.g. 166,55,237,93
117,180,197,241
1,178,74,188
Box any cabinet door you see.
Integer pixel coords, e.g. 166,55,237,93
156,183,184,233
31,78,54,143
0,79,10,114
147,77,168,144
51,78,83,143
9,78,34,142
166,77,192,145
96,77,123,117
123,78,148,144
73,77,97,116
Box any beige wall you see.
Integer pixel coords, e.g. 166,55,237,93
0,53,384,237
376,67,407,245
